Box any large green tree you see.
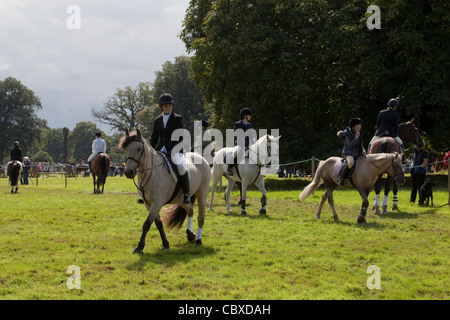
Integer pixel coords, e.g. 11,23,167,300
182,0,450,162
150,56,209,138
91,82,152,133
70,122,104,162
0,77,46,164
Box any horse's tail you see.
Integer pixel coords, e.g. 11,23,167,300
100,155,108,179
163,195,197,230
7,162,19,187
299,161,324,200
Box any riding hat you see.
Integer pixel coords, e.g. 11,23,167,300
240,108,253,119
13,141,19,146
387,99,399,108
201,120,210,128
95,132,102,137
349,117,362,127
159,93,174,106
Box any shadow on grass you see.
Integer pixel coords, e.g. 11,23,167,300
126,243,216,270
377,211,419,220
318,218,389,230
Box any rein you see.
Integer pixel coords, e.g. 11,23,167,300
127,139,166,205
367,154,402,179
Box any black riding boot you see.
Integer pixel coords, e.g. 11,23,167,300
180,172,191,204
338,163,350,186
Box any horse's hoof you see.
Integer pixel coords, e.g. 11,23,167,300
161,246,170,250
186,230,196,244
392,205,399,211
195,239,202,246
334,216,339,222
357,216,367,224
259,209,266,215
241,211,247,215
133,248,144,254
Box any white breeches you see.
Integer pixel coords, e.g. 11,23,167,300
171,152,188,176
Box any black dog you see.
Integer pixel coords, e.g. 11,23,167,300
418,178,437,206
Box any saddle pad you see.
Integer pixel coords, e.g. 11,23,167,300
158,152,178,183
332,158,359,177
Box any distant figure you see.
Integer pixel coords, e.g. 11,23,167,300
87,132,107,172
10,141,22,162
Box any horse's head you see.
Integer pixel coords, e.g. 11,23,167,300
253,134,281,165
399,119,424,148
118,129,146,179
389,152,406,185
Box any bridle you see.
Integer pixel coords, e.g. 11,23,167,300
125,139,166,203
368,154,403,180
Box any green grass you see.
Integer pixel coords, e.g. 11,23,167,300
0,175,449,300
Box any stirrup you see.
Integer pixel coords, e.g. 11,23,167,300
183,194,191,204
338,178,345,186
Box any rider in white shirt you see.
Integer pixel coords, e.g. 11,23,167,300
88,132,107,171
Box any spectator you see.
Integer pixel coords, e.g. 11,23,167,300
409,145,429,204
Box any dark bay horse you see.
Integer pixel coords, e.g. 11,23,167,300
119,129,211,254
91,153,110,194
299,153,405,223
369,119,424,214
7,161,23,193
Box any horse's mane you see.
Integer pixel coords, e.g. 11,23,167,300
118,131,151,150
366,153,394,161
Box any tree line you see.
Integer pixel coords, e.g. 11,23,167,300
181,0,450,161
2,1,449,165
0,57,209,165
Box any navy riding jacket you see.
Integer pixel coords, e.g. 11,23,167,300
341,127,364,158
234,120,253,147
374,108,399,138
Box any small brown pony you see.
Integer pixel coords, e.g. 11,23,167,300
7,161,23,193
119,129,211,254
299,153,405,223
91,153,110,194
369,119,424,214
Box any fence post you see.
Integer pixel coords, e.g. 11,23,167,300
311,157,315,179
444,165,450,210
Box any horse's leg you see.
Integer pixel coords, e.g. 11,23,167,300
392,179,399,211
316,191,328,219
195,196,206,245
357,188,370,223
133,205,161,254
382,177,391,214
154,215,170,249
326,186,339,222
373,177,381,215
208,165,222,210
240,180,249,215
225,179,235,213
254,177,267,215
93,174,97,194
185,206,196,244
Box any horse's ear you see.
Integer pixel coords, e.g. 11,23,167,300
276,135,281,141
410,117,415,124
125,129,130,136
136,128,142,140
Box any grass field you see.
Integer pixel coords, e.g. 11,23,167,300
0,174,448,300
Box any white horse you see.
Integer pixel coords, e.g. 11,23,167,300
209,134,281,215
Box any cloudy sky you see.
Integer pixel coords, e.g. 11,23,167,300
0,0,191,133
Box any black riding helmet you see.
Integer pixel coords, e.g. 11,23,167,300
240,108,253,119
159,93,174,106
387,98,399,109
349,117,362,127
